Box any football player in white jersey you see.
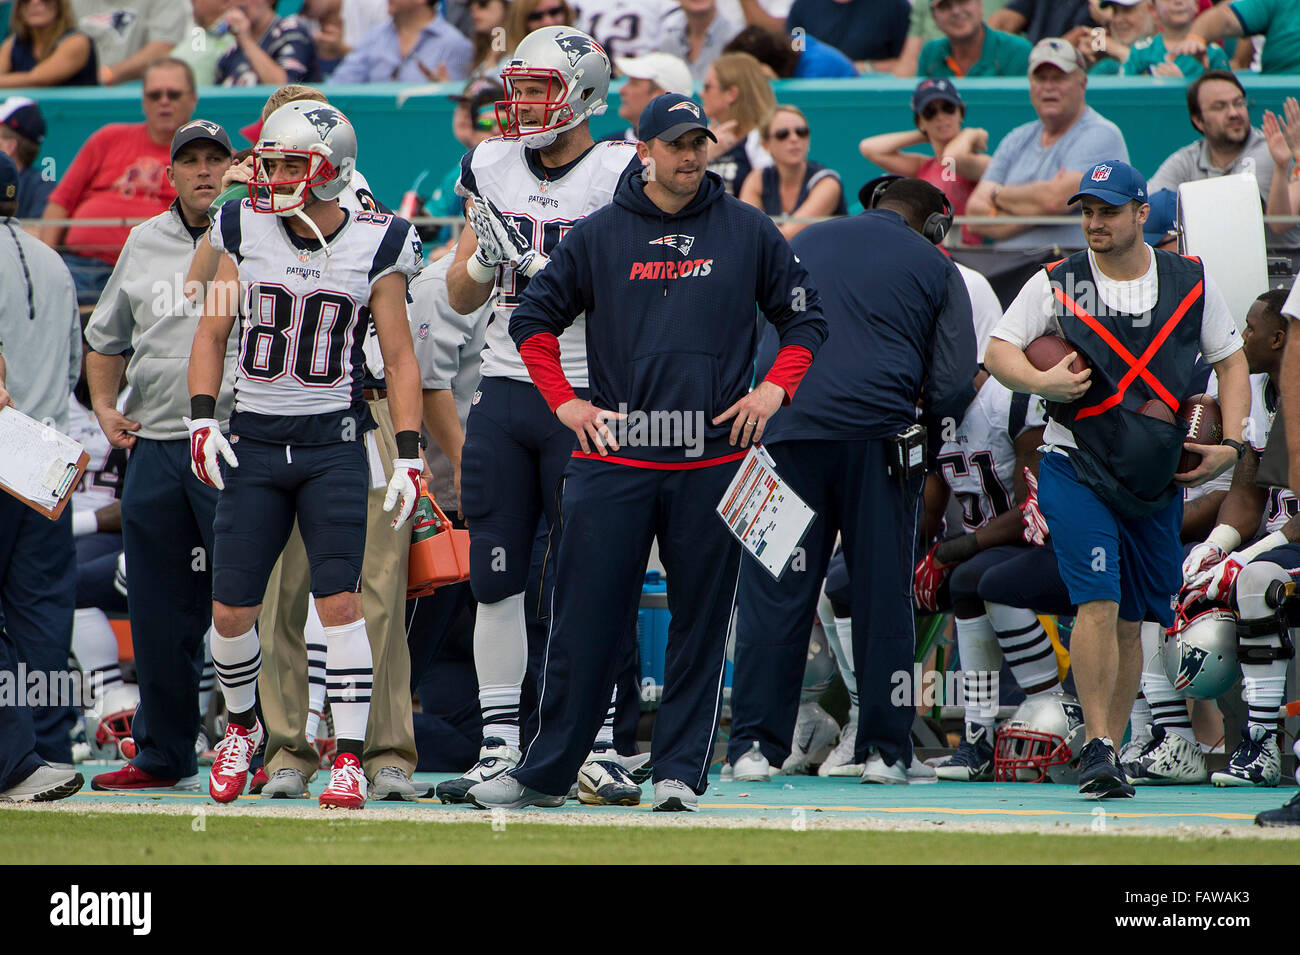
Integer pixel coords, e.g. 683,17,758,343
187,100,425,810
1131,290,1298,788
439,26,648,805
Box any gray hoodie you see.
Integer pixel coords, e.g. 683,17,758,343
84,201,237,441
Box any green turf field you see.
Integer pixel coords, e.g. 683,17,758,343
3,810,1298,864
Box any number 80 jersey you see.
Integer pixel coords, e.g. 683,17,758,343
209,199,423,422
457,137,639,387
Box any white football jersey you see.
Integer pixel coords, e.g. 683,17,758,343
210,199,423,418
68,394,129,516
456,136,638,386
571,0,677,59
935,379,1046,532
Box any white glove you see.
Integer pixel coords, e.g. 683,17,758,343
383,458,423,529
184,416,237,490
511,248,549,278
466,195,512,265
1182,524,1241,584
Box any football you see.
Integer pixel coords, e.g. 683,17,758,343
1138,399,1176,423
1177,393,1224,473
1025,335,1088,374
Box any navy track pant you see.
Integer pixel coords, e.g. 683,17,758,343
120,438,217,778
0,622,43,790
514,455,743,796
728,439,922,770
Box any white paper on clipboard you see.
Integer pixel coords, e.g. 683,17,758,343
716,445,816,580
0,406,85,511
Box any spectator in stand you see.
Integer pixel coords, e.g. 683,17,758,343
0,0,97,87
662,0,744,82
574,0,676,60
1122,0,1231,76
966,38,1128,250
1262,97,1300,247
330,0,473,83
1067,0,1155,75
39,58,195,308
722,23,858,78
988,0,1096,44
465,0,510,82
718,0,793,36
1149,71,1300,249
0,97,52,218
73,0,188,86
740,104,846,240
504,0,572,53
919,0,1032,77
299,0,389,76
214,0,317,86
1169,0,1300,75
423,81,505,255
786,0,911,73
609,52,693,141
700,51,774,196
171,0,237,86
859,78,989,245
893,0,1010,76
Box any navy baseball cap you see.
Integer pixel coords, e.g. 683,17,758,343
0,96,45,144
1069,160,1148,206
638,93,716,144
0,152,18,204
170,119,233,162
911,77,963,116
1143,188,1179,245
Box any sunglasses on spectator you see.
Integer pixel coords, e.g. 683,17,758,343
771,126,809,141
474,113,498,131
527,5,567,22
921,101,958,120
145,89,189,101
470,0,498,7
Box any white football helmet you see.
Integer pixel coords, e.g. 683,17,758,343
1161,594,1240,700
498,26,611,148
993,691,1086,783
251,100,356,216
93,683,141,757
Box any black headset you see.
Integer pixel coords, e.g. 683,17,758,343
858,174,954,246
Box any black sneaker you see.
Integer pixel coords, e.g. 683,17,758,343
1077,737,1134,799
1255,791,1300,827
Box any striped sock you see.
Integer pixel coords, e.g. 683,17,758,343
956,613,1001,731
987,604,1059,697
325,618,372,745
211,626,261,718
475,593,527,749
305,598,328,745
594,685,617,748
1140,666,1193,743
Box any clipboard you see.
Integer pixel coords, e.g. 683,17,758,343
0,406,90,521
716,445,816,580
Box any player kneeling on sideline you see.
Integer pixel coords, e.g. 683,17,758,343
188,101,425,810
913,374,1049,781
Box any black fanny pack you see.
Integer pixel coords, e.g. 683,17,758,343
1068,405,1187,519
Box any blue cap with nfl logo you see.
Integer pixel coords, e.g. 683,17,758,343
1069,160,1148,206
638,93,717,144
0,151,18,204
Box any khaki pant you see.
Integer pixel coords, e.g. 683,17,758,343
258,399,416,777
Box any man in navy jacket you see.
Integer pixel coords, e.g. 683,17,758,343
467,92,827,812
730,178,978,786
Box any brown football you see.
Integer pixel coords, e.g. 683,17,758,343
1025,335,1088,375
1138,399,1176,423
1176,393,1223,473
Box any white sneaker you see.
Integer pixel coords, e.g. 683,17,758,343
818,717,863,777
781,702,840,774
370,766,420,802
860,748,908,785
1211,727,1282,787
467,774,565,810
434,737,521,804
652,778,698,812
907,755,938,784
731,741,771,782
1122,727,1208,785
577,746,642,806
261,767,310,798
0,764,83,802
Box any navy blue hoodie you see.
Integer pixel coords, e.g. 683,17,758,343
509,163,828,467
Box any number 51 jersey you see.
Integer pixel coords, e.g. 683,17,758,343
209,200,423,440
456,137,638,387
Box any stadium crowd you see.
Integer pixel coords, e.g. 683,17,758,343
0,0,1297,825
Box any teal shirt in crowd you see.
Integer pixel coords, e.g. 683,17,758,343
1231,0,1300,74
1123,33,1231,77
917,26,1033,78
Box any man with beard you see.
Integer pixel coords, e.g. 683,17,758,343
1148,70,1300,250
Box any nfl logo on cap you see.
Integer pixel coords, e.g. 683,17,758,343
1091,164,1112,182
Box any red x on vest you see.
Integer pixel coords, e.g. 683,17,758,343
1052,278,1203,421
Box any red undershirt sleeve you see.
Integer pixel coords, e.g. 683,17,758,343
762,345,814,405
518,332,577,413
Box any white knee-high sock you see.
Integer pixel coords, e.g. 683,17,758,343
956,613,1001,732
72,607,121,712
211,626,261,717
986,604,1059,698
305,597,328,744
1235,562,1291,738
474,592,527,748
325,618,372,744
594,685,617,748
1139,620,1193,742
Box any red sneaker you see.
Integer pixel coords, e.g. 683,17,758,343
91,764,181,791
249,765,270,794
208,721,264,804
319,752,366,810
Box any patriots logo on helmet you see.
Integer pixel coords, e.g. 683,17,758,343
648,234,695,256
1061,701,1084,731
303,107,346,140
555,33,606,67
1174,646,1209,690
1091,164,1113,182
668,101,701,118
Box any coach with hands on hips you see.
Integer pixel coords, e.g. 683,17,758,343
468,91,827,812
84,120,237,792
727,177,978,785
985,159,1248,799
